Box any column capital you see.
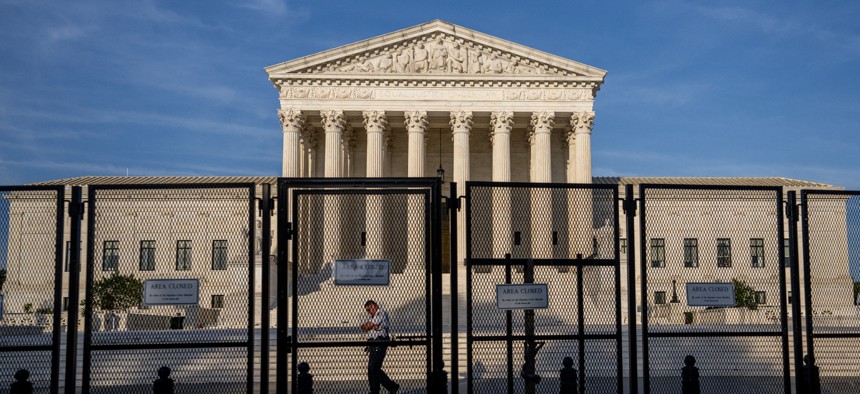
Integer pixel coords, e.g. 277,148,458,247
342,123,356,149
564,126,576,146
278,108,305,133
490,111,514,145
404,110,429,132
362,110,388,133
530,111,555,133
449,111,473,134
571,112,596,134
321,109,346,132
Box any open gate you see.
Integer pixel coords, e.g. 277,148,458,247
277,178,446,393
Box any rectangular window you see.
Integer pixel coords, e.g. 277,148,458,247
755,291,767,305
176,240,192,271
684,238,699,267
211,294,224,309
784,239,791,267
654,291,667,305
620,238,627,256
717,238,732,267
212,240,228,270
750,238,765,267
650,238,665,267
103,240,119,271
139,240,156,271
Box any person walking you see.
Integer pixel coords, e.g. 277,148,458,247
361,300,399,394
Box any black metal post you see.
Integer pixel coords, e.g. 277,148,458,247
787,191,805,393
522,258,542,394
506,253,514,394
576,253,585,394
431,180,446,391
624,184,638,394
639,185,650,394
450,182,459,394
246,185,256,394
65,186,83,394
50,187,64,394
276,181,290,393
260,184,271,394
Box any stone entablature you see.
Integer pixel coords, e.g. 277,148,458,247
266,20,605,112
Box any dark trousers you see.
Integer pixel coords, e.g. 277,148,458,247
368,342,397,393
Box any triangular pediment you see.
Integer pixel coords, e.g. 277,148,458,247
266,20,606,79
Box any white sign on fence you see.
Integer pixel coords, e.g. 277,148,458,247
143,279,199,306
686,282,735,307
334,259,390,286
496,284,549,310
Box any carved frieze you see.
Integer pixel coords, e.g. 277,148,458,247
303,33,571,77
278,86,595,102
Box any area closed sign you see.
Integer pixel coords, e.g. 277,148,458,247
496,284,549,310
686,282,735,307
143,279,199,306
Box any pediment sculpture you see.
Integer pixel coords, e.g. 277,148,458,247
301,34,571,76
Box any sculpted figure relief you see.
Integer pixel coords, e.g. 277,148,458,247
317,35,556,75
429,37,448,72
413,42,429,73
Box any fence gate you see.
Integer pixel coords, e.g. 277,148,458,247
0,186,65,394
639,185,790,394
799,190,860,394
82,183,258,393
277,178,445,393
465,182,623,394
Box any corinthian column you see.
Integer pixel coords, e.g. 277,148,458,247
321,110,345,178
450,111,473,186
405,110,429,177
279,109,304,177
300,124,318,177
341,123,356,177
364,111,387,177
571,112,595,183
530,112,554,183
490,112,514,261
530,112,555,260
565,126,576,183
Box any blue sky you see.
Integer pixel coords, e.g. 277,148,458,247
1,0,859,188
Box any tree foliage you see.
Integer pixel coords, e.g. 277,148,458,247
733,278,757,310
92,273,143,312
0,268,6,293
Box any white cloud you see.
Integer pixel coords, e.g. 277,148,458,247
238,0,288,15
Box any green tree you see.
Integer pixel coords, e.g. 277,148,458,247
0,268,6,293
92,273,143,312
733,278,757,310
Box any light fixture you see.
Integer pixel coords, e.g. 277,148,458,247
671,279,680,303
436,128,445,183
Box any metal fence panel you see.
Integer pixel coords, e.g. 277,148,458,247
466,182,622,394
282,179,441,394
640,185,788,394
801,190,860,394
82,184,256,393
0,186,65,394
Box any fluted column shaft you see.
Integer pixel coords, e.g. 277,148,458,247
279,109,304,177
405,111,429,177
572,112,595,183
451,110,472,270
565,128,576,183
490,111,513,182
530,112,554,183
364,111,387,177
322,110,345,177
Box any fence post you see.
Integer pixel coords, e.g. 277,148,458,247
65,186,83,394
624,184,638,394
787,191,806,393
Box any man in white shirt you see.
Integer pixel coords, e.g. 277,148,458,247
362,300,399,394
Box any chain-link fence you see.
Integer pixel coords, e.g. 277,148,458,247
82,184,257,393
801,190,860,394
466,182,622,394
639,185,789,394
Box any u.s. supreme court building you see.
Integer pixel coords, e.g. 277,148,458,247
2,19,858,394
